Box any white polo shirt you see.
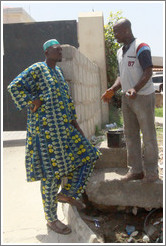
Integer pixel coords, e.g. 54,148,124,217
117,39,155,95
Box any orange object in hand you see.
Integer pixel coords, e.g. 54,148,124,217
101,89,114,102
106,89,114,98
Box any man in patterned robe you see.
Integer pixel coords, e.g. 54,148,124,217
8,39,100,234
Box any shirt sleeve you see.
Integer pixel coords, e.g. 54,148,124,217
57,66,77,121
68,95,78,121
7,64,39,111
136,43,153,70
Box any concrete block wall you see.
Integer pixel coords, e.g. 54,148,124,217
58,45,102,139
78,12,109,125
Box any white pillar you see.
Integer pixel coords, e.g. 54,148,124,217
78,11,109,125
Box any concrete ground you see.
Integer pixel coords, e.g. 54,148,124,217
155,116,164,125
2,132,82,244
2,116,163,243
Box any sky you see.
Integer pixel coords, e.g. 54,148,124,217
2,1,165,57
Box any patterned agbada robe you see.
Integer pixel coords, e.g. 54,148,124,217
8,62,100,183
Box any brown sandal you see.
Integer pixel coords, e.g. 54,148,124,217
47,219,71,234
57,193,86,210
142,174,159,183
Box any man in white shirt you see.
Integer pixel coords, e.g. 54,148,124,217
102,19,158,182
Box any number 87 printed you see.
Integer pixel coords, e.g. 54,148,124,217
128,61,135,67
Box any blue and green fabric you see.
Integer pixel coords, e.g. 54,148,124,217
8,61,101,221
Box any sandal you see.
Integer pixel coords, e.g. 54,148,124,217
57,193,86,210
142,174,159,183
47,219,71,234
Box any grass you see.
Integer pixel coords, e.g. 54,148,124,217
108,105,163,146
155,107,163,117
101,104,163,151
156,126,163,148
108,105,163,126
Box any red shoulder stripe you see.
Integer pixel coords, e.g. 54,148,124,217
136,43,150,54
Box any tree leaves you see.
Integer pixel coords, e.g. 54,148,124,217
104,11,124,87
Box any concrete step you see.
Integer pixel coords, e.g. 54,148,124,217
86,168,163,211
62,204,103,243
95,141,127,169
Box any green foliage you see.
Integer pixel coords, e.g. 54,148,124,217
104,11,124,87
95,125,105,136
156,126,163,147
155,107,163,117
111,89,123,108
95,125,100,136
109,104,123,127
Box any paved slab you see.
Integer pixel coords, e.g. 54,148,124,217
155,116,163,125
2,129,163,242
95,140,127,169
3,131,26,141
3,131,26,147
86,168,163,211
3,139,97,243
3,145,78,243
62,204,103,243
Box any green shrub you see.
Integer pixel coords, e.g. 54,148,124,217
104,11,124,87
109,104,123,127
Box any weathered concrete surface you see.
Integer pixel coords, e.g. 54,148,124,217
95,141,127,169
58,45,102,139
3,131,100,244
155,116,163,126
78,11,109,125
3,145,80,243
62,204,103,243
86,168,163,211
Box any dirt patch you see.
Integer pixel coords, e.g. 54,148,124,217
84,123,163,243
79,206,163,243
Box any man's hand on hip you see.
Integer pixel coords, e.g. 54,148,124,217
30,99,42,113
